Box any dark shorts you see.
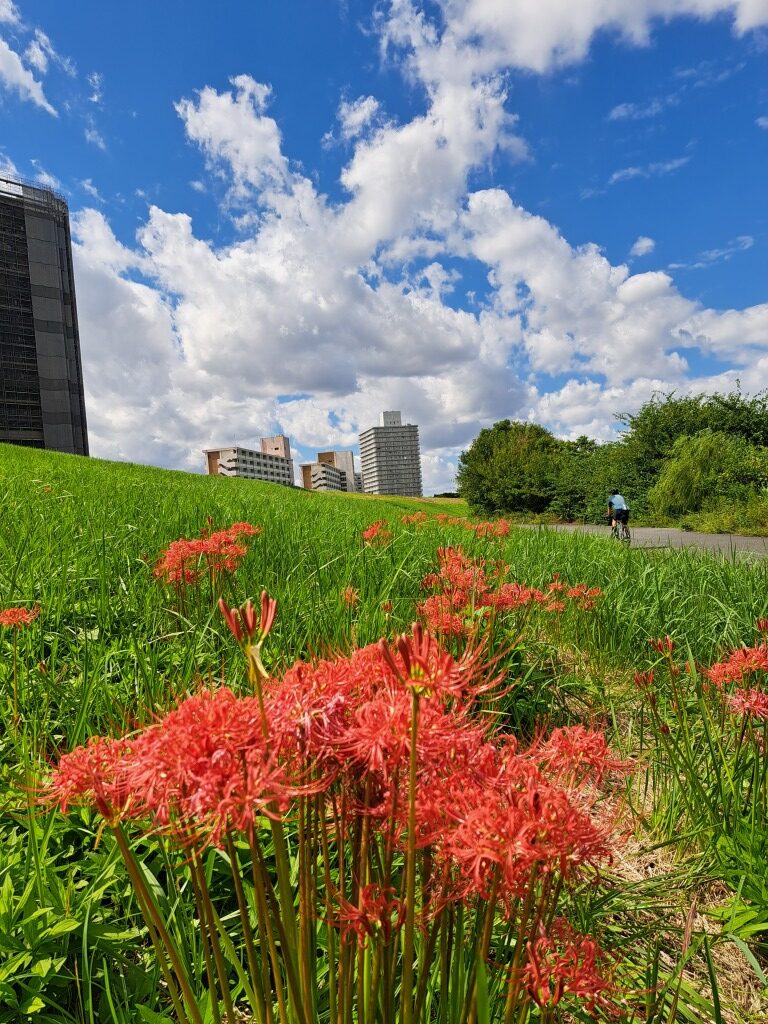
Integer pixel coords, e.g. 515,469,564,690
614,508,629,524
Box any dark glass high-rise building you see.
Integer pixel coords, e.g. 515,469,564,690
0,176,88,454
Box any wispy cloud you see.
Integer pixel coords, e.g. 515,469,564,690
608,58,745,124
80,178,104,202
0,37,57,115
31,159,61,190
582,155,689,199
608,156,689,186
608,95,677,121
0,0,19,24
674,58,745,88
87,71,103,104
84,116,106,150
669,235,753,270
24,28,76,77
757,116,768,130
0,151,19,177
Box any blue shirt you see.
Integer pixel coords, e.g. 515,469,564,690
609,493,628,510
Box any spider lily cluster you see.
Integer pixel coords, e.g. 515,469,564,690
47,579,630,1023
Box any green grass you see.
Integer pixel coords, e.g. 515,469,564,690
1,443,768,1023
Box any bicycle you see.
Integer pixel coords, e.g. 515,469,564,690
610,519,631,544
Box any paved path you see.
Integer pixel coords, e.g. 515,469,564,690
537,524,768,558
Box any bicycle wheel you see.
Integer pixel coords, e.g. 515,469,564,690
621,524,631,544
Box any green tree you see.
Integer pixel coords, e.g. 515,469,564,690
457,420,562,515
619,387,768,495
648,429,768,516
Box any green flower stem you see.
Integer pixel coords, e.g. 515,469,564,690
248,826,289,1024
112,825,203,1024
186,852,223,1024
225,834,268,1024
255,831,309,1024
401,688,420,1024
356,780,373,1022
502,868,538,1024
190,850,236,1024
318,802,338,1024
413,911,443,1023
462,872,500,1024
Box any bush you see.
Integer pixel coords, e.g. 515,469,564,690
648,430,768,517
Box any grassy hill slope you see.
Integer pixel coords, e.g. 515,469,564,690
1,444,768,1022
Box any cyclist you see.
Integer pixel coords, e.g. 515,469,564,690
607,491,630,530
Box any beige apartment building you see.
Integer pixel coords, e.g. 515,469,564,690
359,411,422,497
203,434,294,486
300,449,361,492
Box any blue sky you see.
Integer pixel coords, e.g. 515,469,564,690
1,0,767,491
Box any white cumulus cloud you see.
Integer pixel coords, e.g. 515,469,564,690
67,0,768,491
337,95,381,140
630,236,655,257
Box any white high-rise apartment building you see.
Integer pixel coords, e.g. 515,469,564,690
359,411,422,497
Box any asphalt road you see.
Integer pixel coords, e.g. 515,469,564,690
538,524,768,558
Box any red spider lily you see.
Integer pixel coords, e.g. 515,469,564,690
725,688,768,719
362,520,392,545
378,622,480,697
218,591,277,646
335,687,413,779
757,618,768,635
380,601,393,614
341,586,360,607
533,726,634,786
259,590,277,640
490,582,546,610
226,522,261,537
266,634,493,791
633,670,654,691
265,643,386,767
419,548,600,631
523,918,618,1014
0,606,40,629
649,635,675,655
46,735,134,820
333,884,406,947
433,547,490,597
707,644,768,688
418,595,466,637
47,690,299,846
154,522,260,585
565,583,603,611
401,511,428,526
125,689,298,844
444,771,612,905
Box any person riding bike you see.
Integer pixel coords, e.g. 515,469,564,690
607,491,630,529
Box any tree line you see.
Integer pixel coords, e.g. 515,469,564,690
457,389,768,530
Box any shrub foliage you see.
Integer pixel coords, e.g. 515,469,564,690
457,388,768,530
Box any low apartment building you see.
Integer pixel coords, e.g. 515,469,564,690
203,435,294,486
301,449,361,492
